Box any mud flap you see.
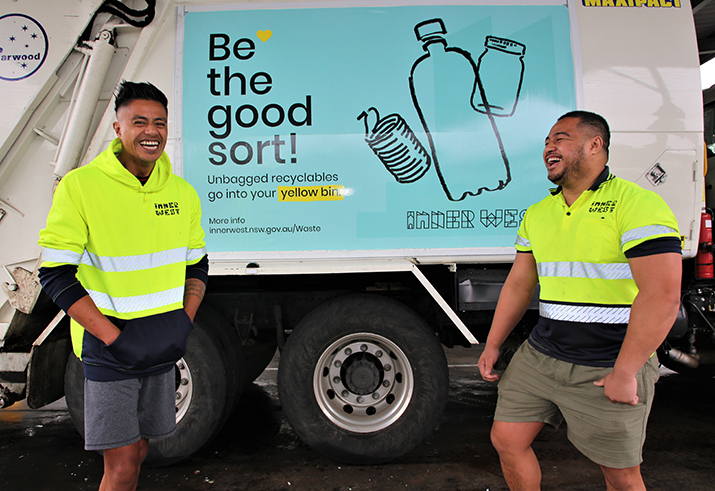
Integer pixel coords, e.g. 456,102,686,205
26,317,71,409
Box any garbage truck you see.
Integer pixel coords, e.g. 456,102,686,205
0,0,707,465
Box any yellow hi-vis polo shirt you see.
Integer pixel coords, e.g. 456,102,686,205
515,167,681,366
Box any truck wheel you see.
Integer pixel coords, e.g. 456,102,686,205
191,305,246,417
278,294,449,464
64,351,84,436
147,322,230,465
64,313,241,466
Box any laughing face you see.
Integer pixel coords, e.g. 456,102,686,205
543,117,590,187
113,99,168,177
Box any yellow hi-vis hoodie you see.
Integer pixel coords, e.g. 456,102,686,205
38,138,207,380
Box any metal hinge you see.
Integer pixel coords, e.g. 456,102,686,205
694,160,700,182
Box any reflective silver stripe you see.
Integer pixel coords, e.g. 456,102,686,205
88,286,184,314
41,247,82,265
621,225,678,248
515,234,530,248
81,247,191,273
540,302,630,324
537,261,632,280
187,246,207,262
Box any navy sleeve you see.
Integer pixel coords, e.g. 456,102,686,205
38,265,89,312
186,254,209,285
624,237,682,258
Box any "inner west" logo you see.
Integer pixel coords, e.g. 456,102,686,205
406,209,525,229
155,202,180,216
589,200,618,213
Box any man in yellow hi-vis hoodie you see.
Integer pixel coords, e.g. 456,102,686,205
38,81,207,491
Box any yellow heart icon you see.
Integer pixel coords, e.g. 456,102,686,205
257,30,272,42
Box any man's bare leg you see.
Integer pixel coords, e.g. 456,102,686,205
601,464,646,491
491,420,546,491
99,438,149,491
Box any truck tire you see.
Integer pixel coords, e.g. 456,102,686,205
64,310,243,466
192,305,246,417
278,293,449,464
63,351,84,436
146,322,229,466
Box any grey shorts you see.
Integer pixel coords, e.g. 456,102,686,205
84,370,176,451
494,342,660,469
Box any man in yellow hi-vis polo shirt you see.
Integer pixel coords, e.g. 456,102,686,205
478,111,682,490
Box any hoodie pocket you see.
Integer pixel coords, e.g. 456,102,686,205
105,310,193,371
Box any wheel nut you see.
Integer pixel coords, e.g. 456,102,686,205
341,390,349,397
344,348,352,355
334,360,342,368
372,392,380,399
333,376,341,384
357,397,364,403
383,380,390,387
177,363,185,370
375,350,383,358
175,392,181,400
180,378,189,386
384,364,392,372
360,344,368,352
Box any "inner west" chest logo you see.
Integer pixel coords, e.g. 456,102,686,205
155,202,180,216
589,200,617,213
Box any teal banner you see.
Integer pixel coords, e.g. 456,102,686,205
181,3,575,254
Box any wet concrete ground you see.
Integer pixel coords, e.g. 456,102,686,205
2,346,714,491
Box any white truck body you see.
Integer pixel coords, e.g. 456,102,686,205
0,0,706,465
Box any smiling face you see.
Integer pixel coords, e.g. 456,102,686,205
543,116,591,187
112,99,168,177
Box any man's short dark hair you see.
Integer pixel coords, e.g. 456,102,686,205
114,81,168,113
558,110,610,156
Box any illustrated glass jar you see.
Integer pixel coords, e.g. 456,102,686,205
474,36,525,117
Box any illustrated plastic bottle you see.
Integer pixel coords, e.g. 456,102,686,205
409,19,510,201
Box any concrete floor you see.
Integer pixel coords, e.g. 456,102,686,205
1,346,714,490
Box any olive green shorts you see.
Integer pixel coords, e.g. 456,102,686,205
494,342,660,469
